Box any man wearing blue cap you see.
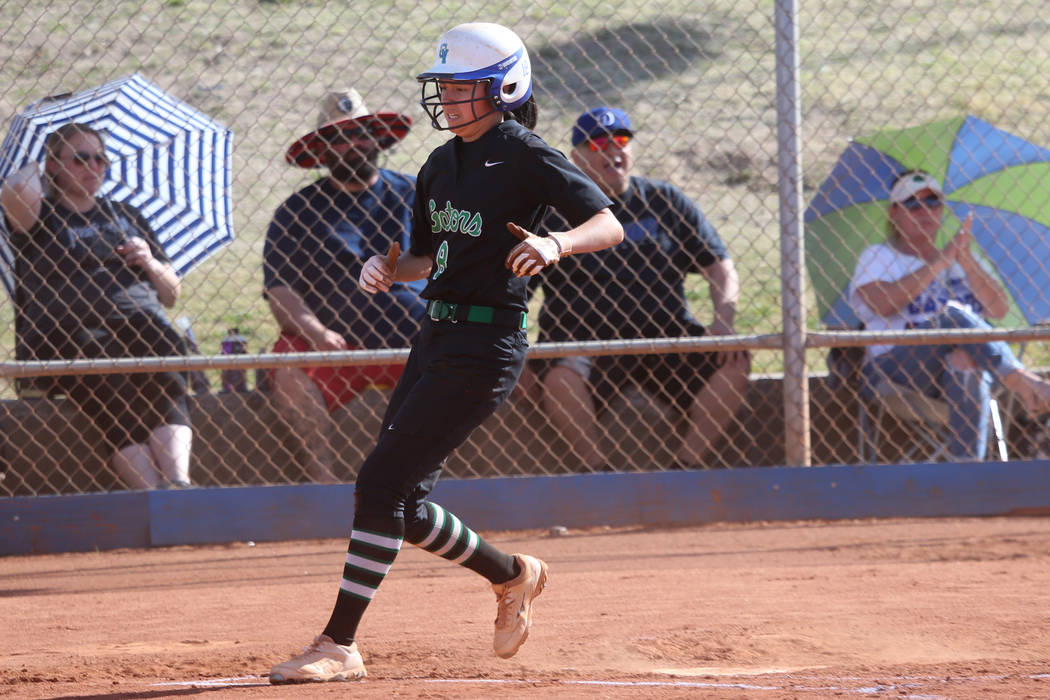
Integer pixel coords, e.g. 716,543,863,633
529,106,750,470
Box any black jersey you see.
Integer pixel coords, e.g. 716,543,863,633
12,197,170,336
410,119,611,313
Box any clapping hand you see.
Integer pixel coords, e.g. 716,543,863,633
944,212,975,262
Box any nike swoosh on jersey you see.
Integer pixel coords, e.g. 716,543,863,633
484,160,503,167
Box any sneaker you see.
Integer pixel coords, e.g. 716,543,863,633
492,554,548,659
269,634,367,684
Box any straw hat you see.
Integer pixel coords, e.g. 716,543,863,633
285,87,411,168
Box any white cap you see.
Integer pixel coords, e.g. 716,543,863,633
889,171,943,203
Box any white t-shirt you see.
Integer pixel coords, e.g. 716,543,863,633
848,243,986,359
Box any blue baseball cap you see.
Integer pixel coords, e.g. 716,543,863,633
570,106,633,147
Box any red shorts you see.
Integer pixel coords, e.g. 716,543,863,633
271,332,404,413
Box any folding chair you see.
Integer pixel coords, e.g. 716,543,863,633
824,306,1008,463
858,374,1008,463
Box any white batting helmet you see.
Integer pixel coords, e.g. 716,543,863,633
417,22,533,130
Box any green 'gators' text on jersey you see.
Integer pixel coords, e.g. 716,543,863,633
410,120,612,312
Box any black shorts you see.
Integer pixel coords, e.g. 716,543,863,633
531,337,721,415
26,312,190,451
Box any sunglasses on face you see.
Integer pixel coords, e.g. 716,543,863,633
326,123,385,144
69,151,110,167
899,194,944,210
586,133,631,152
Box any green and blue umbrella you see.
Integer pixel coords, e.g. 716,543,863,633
805,115,1050,328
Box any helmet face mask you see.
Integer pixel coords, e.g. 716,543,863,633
417,22,532,131
419,78,496,132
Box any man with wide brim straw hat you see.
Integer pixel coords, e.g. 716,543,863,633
265,87,424,484
285,87,412,168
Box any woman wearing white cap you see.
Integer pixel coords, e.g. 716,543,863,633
848,169,1050,459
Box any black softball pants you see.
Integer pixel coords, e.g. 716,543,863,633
353,318,528,523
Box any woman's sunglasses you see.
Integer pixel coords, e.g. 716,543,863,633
899,194,944,210
586,133,632,152
69,151,110,167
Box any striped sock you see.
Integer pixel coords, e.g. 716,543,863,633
412,502,479,563
407,502,516,583
338,527,404,601
322,521,403,645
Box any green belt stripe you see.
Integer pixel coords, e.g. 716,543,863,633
428,300,526,329
466,306,494,324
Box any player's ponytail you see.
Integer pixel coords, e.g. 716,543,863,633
505,95,538,131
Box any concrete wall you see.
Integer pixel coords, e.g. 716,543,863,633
3,373,1049,556
0,374,809,495
3,461,1050,555
0,372,1035,497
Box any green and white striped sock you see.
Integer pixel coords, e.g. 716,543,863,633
412,501,479,564
338,527,404,601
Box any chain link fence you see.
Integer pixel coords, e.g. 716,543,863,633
2,0,1050,496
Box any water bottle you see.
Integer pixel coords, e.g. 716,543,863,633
220,328,248,393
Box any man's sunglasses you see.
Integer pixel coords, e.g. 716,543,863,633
69,151,110,167
586,133,632,152
899,194,944,210
325,123,387,144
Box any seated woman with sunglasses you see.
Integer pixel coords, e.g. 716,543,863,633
1,122,193,489
848,169,1050,460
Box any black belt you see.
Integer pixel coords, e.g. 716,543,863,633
426,300,527,330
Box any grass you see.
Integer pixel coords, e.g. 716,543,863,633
2,0,1050,398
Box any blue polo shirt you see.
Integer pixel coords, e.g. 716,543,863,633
533,176,729,341
263,170,425,348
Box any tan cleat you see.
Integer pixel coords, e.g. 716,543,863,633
492,553,548,658
269,634,367,684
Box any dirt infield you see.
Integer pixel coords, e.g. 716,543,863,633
3,516,1049,699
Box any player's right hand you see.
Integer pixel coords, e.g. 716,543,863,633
359,242,400,294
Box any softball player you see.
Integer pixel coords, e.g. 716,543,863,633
269,22,624,683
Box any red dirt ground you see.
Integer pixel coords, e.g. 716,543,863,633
2,516,1049,699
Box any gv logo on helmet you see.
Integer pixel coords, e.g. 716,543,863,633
337,96,357,114
439,43,449,64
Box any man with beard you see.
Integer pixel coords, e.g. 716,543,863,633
264,88,424,483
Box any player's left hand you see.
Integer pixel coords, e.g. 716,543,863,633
505,222,561,277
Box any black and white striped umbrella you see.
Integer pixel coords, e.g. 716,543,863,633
0,73,234,297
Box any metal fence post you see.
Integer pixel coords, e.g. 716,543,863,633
775,0,810,466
